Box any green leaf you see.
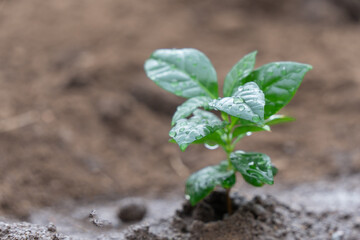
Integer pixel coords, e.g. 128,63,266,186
185,161,236,206
230,151,274,186
169,110,226,151
240,62,312,118
265,114,295,126
223,51,257,97
242,174,264,187
144,48,218,99
242,164,278,187
192,130,225,146
171,96,212,126
209,82,265,123
191,110,226,146
233,125,270,138
271,165,278,176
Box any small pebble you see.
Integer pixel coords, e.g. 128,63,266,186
118,198,147,223
251,204,267,220
89,209,97,219
88,209,112,228
46,222,57,232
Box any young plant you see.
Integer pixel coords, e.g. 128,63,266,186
144,48,312,212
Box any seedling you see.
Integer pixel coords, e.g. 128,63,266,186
144,49,312,213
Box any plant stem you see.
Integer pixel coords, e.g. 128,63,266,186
225,151,233,215
226,188,232,215
222,112,236,215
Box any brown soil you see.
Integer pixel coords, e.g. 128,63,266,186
127,193,360,240
1,174,360,239
0,0,359,237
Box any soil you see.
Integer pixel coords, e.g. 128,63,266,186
0,0,359,239
0,174,359,239
126,174,360,240
128,195,359,240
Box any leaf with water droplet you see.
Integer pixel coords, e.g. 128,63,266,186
191,129,226,146
233,97,244,104
169,110,226,151
252,116,260,123
144,48,218,98
185,160,236,205
230,151,274,186
240,62,312,118
209,82,265,123
223,51,257,97
171,96,212,126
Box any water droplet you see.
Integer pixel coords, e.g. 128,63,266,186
281,67,287,75
204,140,219,150
233,97,244,104
238,86,244,91
179,128,185,132
246,132,252,136
178,120,187,126
169,131,176,137
252,116,260,122
185,195,190,200
239,106,245,111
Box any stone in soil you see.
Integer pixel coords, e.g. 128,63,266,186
118,198,147,223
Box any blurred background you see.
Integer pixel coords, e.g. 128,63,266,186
0,0,359,219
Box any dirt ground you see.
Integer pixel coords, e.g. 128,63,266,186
0,0,359,234
2,174,360,239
